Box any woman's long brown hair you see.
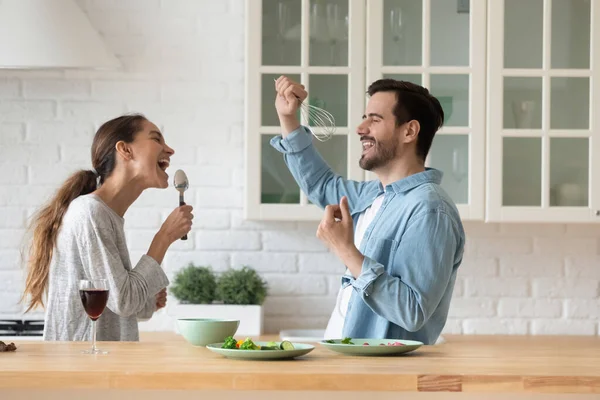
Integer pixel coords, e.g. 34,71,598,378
22,114,147,312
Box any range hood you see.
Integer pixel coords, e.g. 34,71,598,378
0,0,120,69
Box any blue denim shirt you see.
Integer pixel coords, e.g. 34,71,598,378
270,126,465,345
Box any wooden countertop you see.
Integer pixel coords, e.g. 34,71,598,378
1,333,599,393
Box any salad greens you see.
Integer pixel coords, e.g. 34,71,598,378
239,338,260,350
222,336,237,349
220,336,294,350
322,337,405,346
323,337,354,344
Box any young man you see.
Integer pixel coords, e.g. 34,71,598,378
270,76,465,345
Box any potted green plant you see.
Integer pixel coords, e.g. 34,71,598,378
170,264,217,304
167,264,267,336
216,266,267,306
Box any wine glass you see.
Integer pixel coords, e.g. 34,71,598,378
452,147,468,183
389,7,404,65
325,3,340,65
276,1,290,64
310,2,324,47
79,279,109,354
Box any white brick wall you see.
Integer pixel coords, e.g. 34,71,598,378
0,0,598,337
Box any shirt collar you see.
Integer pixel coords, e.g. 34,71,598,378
376,167,443,195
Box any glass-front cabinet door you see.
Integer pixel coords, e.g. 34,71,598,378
365,0,487,220
487,0,600,222
246,0,366,220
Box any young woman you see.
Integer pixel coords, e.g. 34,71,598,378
22,114,193,341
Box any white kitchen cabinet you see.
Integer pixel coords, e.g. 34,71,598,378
245,0,365,220
364,0,486,220
486,0,600,222
245,0,599,223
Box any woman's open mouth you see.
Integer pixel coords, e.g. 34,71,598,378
158,158,170,176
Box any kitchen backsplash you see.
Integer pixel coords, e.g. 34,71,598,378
0,0,598,336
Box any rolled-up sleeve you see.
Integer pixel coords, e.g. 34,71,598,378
80,221,169,318
349,210,459,332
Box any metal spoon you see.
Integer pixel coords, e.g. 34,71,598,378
173,169,189,241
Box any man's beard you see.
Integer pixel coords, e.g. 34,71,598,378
359,138,398,171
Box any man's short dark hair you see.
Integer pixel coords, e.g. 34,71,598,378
367,79,444,161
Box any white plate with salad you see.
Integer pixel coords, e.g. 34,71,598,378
206,337,315,360
319,338,423,356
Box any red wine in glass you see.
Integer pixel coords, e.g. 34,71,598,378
79,289,109,321
79,279,109,354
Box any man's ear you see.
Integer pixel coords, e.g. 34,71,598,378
403,120,421,144
115,140,132,161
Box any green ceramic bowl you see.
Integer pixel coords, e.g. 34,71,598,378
177,318,239,347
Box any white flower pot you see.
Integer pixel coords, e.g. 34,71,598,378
167,303,263,336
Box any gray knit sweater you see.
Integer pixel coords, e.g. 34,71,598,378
43,194,169,341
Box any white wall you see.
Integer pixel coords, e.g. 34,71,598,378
0,0,598,336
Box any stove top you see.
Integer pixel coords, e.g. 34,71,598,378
0,319,43,337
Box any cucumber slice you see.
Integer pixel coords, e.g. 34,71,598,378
279,340,294,350
260,345,278,350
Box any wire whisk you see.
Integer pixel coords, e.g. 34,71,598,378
274,78,336,141
297,98,336,142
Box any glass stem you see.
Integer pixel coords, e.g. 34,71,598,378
330,40,336,65
91,319,97,352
